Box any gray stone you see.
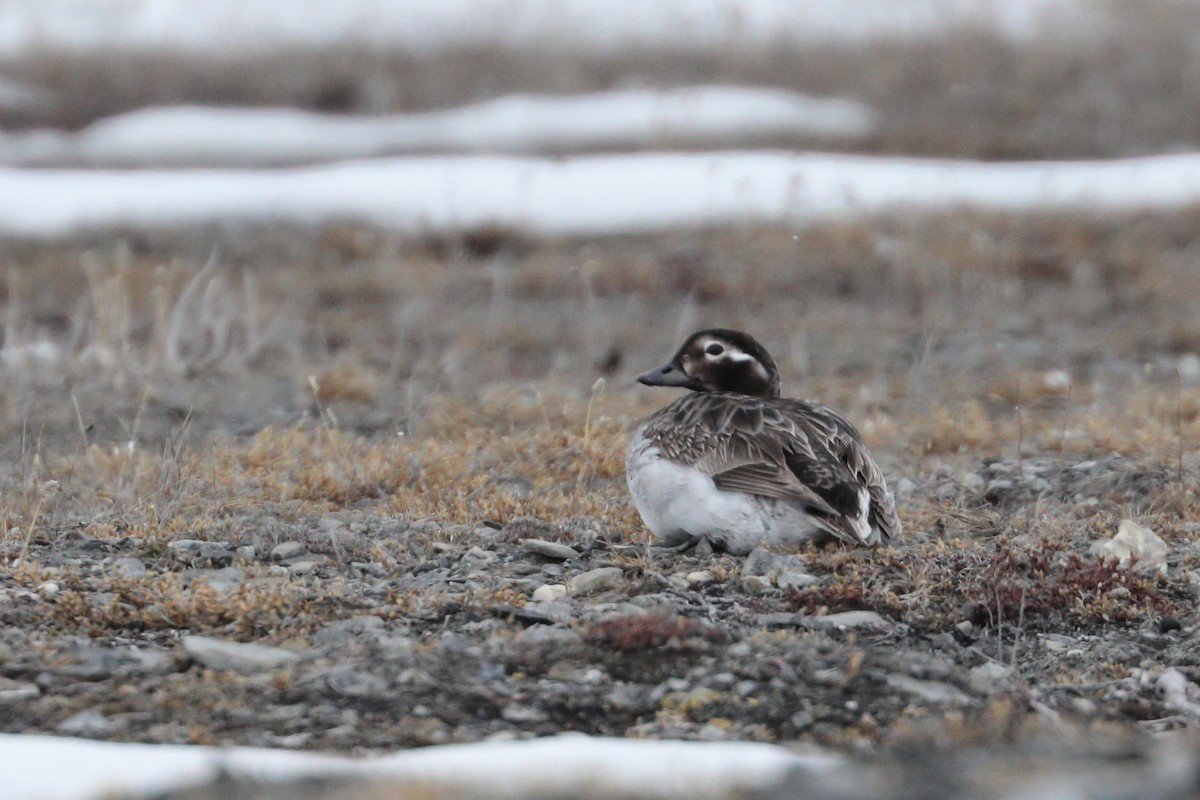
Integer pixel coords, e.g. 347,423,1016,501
502,703,547,723
969,661,1015,694
516,624,583,649
326,666,389,698
182,636,299,673
521,539,580,560
235,545,257,564
886,674,973,706
57,645,173,679
312,615,385,646
57,709,112,735
777,570,818,590
521,600,576,624
566,567,624,596
532,584,568,602
185,567,245,593
809,611,891,632
0,678,39,702
169,539,234,566
270,541,306,562
741,575,774,595
111,557,147,579
742,547,810,579
685,570,715,587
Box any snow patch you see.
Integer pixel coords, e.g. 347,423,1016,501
0,87,876,167
5,151,1200,239
2,732,831,800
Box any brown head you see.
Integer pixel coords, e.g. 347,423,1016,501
636,329,780,398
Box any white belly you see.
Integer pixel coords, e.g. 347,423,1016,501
625,433,821,554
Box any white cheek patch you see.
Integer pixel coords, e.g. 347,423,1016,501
725,350,755,362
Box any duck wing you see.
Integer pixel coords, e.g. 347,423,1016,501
643,393,899,545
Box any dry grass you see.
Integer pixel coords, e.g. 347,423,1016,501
0,209,1197,650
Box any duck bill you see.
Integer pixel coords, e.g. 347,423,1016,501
636,361,695,388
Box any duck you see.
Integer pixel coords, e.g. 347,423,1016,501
625,328,900,555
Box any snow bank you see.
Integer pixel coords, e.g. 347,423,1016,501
0,88,876,167
5,151,1200,239
3,732,828,800
0,0,1101,62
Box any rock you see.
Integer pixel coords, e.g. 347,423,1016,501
37,581,60,598
759,612,806,629
515,624,583,650
0,678,39,702
809,611,892,632
287,560,319,575
111,557,147,578
169,539,234,567
184,567,245,592
56,645,173,679
777,570,818,590
741,575,774,595
741,547,813,588
182,636,299,673
270,541,306,562
968,661,1015,694
235,545,257,564
501,703,547,723
532,584,568,602
521,539,580,560
1101,519,1168,576
312,615,385,646
56,709,112,735
326,666,389,699
685,570,715,587
886,674,973,706
566,567,624,596
520,600,575,624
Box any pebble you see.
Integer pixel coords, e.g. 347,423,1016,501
111,557,147,579
566,567,624,596
685,570,714,587
741,575,774,595
521,539,580,560
968,662,1015,694
809,611,891,632
37,581,60,598
287,560,319,575
776,570,818,590
0,678,40,702
313,615,385,646
182,636,300,673
326,666,389,699
270,542,306,562
57,709,112,735
236,545,257,564
520,600,575,624
1100,519,1168,576
532,584,568,602
168,539,234,566
886,674,973,706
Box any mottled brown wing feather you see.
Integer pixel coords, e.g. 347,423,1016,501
643,393,901,544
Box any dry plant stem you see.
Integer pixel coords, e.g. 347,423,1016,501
18,495,44,566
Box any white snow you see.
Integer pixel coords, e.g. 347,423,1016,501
5,151,1200,239
0,0,1100,61
3,732,831,800
0,88,876,167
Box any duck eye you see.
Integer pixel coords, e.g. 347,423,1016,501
705,343,724,357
